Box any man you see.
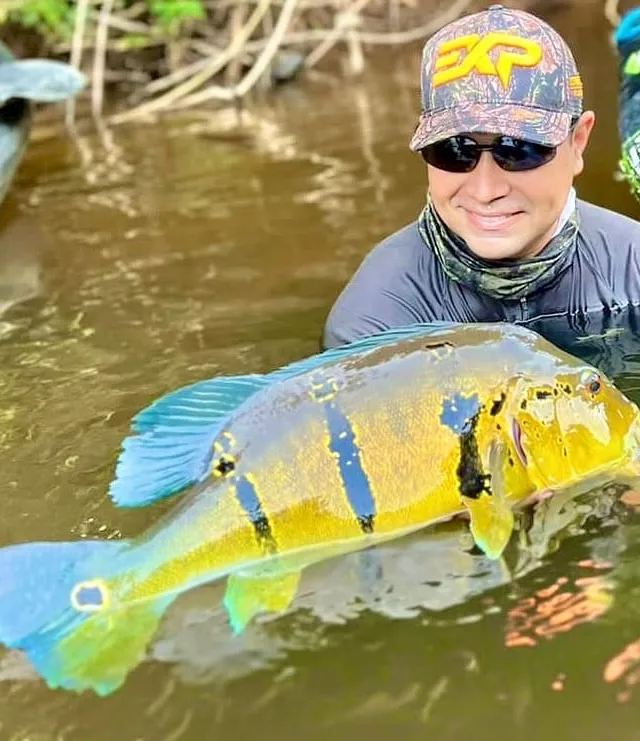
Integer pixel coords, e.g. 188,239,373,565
322,4,640,352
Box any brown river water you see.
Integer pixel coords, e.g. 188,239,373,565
3,4,640,740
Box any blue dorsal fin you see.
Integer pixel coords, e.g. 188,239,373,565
109,375,271,507
109,322,458,508
266,321,459,383
130,375,269,434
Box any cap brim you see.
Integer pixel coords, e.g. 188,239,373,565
409,103,573,151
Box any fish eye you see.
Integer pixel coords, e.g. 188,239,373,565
580,370,602,395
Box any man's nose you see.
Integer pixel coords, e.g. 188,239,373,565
463,151,510,202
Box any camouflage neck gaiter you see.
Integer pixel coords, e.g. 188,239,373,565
418,195,579,301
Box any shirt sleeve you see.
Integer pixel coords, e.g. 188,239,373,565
576,200,640,307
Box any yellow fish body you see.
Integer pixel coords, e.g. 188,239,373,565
0,322,638,696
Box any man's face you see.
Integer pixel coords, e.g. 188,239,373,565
426,112,595,261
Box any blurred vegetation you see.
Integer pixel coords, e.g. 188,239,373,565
1,0,206,41
0,0,535,123
1,0,465,122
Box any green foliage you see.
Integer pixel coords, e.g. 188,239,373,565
4,0,207,43
4,0,74,38
149,0,205,33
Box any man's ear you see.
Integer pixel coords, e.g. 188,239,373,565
571,111,595,176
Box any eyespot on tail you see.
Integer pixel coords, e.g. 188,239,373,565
0,540,118,647
0,538,174,696
31,592,176,696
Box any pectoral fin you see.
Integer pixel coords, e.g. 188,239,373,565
461,440,514,560
462,494,514,560
223,570,301,634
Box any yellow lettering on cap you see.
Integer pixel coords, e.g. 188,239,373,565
568,74,583,98
432,32,543,88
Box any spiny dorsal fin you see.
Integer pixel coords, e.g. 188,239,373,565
109,322,459,508
109,376,271,507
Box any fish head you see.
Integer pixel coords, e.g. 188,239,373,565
506,365,640,490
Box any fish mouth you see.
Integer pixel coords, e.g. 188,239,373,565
512,417,528,466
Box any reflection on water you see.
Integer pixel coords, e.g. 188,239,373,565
2,3,640,740
529,305,640,379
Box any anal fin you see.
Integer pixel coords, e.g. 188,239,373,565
223,570,301,634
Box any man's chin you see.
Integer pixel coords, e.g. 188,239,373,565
462,235,530,263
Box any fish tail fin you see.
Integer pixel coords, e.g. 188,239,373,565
0,539,174,696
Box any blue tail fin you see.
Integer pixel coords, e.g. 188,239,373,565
0,539,174,696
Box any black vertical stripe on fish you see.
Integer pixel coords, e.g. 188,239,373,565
234,476,278,554
439,393,493,500
324,400,376,533
490,392,506,416
457,411,492,500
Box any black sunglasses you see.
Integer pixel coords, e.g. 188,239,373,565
420,134,559,173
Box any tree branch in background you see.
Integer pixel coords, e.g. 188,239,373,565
4,0,475,124
604,0,620,28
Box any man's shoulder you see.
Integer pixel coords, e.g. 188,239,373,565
322,219,442,348
577,198,640,242
328,218,430,312
361,219,426,265
570,198,640,310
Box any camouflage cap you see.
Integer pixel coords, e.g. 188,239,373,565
409,4,584,151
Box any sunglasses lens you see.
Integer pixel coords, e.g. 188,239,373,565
421,137,479,173
493,137,557,171
421,135,557,173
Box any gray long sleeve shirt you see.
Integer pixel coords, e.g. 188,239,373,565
323,199,640,350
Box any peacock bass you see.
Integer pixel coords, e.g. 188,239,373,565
0,322,639,697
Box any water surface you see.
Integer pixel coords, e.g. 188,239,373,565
2,4,640,739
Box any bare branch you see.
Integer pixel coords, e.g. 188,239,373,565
37,0,478,123
109,0,274,123
66,0,90,128
92,0,115,119
604,0,620,28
